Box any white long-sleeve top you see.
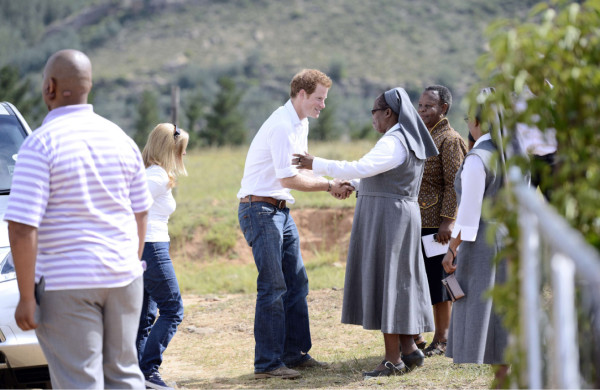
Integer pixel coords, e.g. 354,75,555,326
451,133,491,242
312,124,407,188
145,165,176,242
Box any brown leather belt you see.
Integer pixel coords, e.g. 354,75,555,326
240,195,287,209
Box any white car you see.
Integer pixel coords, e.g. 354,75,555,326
0,102,51,388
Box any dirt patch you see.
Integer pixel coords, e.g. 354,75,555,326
176,208,356,264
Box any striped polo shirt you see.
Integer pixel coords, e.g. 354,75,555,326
4,104,152,291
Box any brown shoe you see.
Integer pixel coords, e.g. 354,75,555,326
292,357,329,369
254,366,301,379
423,340,447,357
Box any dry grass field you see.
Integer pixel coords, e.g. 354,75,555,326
161,290,494,389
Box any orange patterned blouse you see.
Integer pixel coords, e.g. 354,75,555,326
418,118,468,228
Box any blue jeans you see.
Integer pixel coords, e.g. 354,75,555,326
238,201,312,372
136,242,184,375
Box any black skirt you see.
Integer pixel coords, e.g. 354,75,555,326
421,227,451,305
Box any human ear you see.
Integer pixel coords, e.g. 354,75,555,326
44,78,57,100
442,103,449,116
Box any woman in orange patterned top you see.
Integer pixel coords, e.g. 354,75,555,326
415,85,467,357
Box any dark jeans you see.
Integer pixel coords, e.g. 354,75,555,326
238,201,312,372
136,241,184,375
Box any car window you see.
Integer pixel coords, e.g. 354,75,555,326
0,116,28,193
0,251,15,280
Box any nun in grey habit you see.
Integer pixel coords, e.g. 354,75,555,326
442,88,511,385
293,88,438,377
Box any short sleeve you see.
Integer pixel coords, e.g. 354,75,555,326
3,137,50,228
145,166,169,200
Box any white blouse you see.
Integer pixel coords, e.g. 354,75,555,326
451,133,491,242
312,124,407,188
145,165,176,242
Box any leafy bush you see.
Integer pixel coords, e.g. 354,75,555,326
477,0,600,249
471,0,600,386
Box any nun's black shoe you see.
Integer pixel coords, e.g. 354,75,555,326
363,360,407,378
414,334,427,350
401,349,425,371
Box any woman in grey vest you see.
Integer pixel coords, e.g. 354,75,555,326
293,88,438,378
442,88,510,386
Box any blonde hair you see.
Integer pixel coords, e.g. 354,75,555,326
142,123,189,188
290,69,332,98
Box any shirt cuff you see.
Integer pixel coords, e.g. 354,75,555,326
452,224,478,241
312,157,328,176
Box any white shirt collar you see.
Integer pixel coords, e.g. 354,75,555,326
284,99,307,129
473,132,492,148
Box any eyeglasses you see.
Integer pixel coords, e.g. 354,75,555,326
371,107,388,115
173,124,181,138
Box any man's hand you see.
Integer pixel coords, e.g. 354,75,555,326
330,179,354,200
15,297,38,330
8,221,39,331
436,217,455,245
292,152,314,170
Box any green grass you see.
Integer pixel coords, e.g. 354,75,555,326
174,252,347,295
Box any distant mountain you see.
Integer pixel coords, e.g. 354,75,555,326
1,0,538,138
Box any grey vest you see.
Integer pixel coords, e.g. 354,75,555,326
358,129,424,201
455,139,503,205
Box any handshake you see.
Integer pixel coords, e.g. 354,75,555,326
292,152,355,200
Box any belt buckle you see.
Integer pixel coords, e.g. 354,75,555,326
276,199,285,209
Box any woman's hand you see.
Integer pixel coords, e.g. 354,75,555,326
292,152,314,170
437,218,455,245
442,251,457,274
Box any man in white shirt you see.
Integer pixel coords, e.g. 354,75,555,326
237,69,350,379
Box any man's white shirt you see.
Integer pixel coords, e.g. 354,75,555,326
237,100,308,203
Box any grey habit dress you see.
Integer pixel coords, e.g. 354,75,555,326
341,129,435,335
445,138,509,364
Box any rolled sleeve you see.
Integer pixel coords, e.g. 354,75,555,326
270,124,299,179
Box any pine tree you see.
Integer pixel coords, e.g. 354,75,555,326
134,90,160,149
185,90,206,148
202,77,246,146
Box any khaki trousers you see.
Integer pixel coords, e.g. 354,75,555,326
35,277,144,389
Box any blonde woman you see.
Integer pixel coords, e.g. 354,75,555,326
136,123,188,390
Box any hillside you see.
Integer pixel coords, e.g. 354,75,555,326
1,0,538,136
